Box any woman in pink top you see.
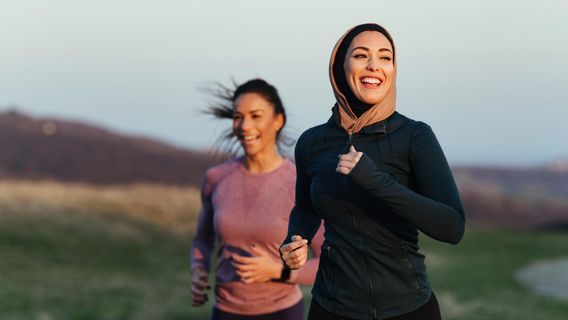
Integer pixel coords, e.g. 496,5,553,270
191,78,324,319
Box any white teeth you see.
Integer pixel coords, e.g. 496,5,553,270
242,136,258,141
361,77,382,84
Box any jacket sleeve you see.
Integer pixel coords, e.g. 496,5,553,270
288,221,324,285
283,134,322,246
190,172,215,272
348,122,465,244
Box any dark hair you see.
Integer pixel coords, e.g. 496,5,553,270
204,78,290,155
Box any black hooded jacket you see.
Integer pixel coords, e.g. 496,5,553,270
284,108,465,319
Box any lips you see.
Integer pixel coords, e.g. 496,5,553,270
360,76,383,88
238,134,259,145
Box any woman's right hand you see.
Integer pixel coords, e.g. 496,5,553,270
279,235,309,270
190,267,210,307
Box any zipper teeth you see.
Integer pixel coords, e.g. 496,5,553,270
352,215,379,319
344,133,379,320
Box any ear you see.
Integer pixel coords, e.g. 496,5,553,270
274,113,284,133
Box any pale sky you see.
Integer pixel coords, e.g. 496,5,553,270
1,0,567,165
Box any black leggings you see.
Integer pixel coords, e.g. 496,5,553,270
211,299,304,320
307,293,441,320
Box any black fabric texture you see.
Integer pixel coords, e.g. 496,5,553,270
283,111,464,319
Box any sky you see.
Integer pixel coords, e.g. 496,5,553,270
1,0,567,165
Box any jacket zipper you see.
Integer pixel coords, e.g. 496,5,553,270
344,133,380,320
351,214,380,319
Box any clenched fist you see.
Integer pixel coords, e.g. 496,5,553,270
279,235,309,270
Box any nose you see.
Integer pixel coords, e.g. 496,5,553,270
366,58,380,72
239,116,252,131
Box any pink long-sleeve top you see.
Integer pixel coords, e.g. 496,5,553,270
191,157,324,315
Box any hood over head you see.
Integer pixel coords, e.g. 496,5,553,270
330,23,397,134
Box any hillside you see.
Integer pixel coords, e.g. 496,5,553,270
1,109,566,230
454,166,568,230
0,110,218,186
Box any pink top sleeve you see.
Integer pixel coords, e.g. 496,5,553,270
190,170,215,272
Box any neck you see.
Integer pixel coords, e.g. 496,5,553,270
242,146,284,174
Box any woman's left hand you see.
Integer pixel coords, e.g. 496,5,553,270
336,145,363,175
231,245,283,284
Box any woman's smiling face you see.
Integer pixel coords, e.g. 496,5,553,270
343,31,394,105
232,92,283,157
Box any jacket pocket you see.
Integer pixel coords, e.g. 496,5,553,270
398,245,420,290
317,244,339,297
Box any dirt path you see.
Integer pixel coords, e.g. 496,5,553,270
516,258,568,300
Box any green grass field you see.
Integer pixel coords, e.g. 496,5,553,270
0,181,567,319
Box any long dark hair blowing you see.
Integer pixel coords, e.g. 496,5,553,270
204,78,291,156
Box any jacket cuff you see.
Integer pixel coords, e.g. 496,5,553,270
348,153,391,191
349,153,376,183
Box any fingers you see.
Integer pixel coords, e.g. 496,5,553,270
280,239,308,254
192,279,209,290
336,148,363,175
282,245,308,269
287,253,308,270
191,293,208,306
281,235,309,269
230,257,258,284
284,244,308,260
336,159,356,174
337,153,362,166
191,296,208,306
231,259,255,272
338,153,362,162
235,269,254,280
336,159,357,169
191,269,209,290
190,284,209,306
338,155,356,163
191,285,207,297
196,274,208,286
231,254,254,264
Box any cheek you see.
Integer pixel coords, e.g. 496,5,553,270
344,65,360,93
264,123,279,140
344,61,357,79
384,65,395,79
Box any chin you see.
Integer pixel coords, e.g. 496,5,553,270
359,97,381,105
358,92,385,105
243,148,260,157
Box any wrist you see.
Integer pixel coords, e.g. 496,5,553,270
279,263,291,282
191,265,206,274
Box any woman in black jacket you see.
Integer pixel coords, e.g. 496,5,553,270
280,23,465,320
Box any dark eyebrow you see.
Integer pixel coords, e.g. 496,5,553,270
234,109,265,115
351,46,392,54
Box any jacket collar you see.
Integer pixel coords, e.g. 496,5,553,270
329,105,405,135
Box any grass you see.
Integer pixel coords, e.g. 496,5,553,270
422,227,568,319
0,180,567,319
